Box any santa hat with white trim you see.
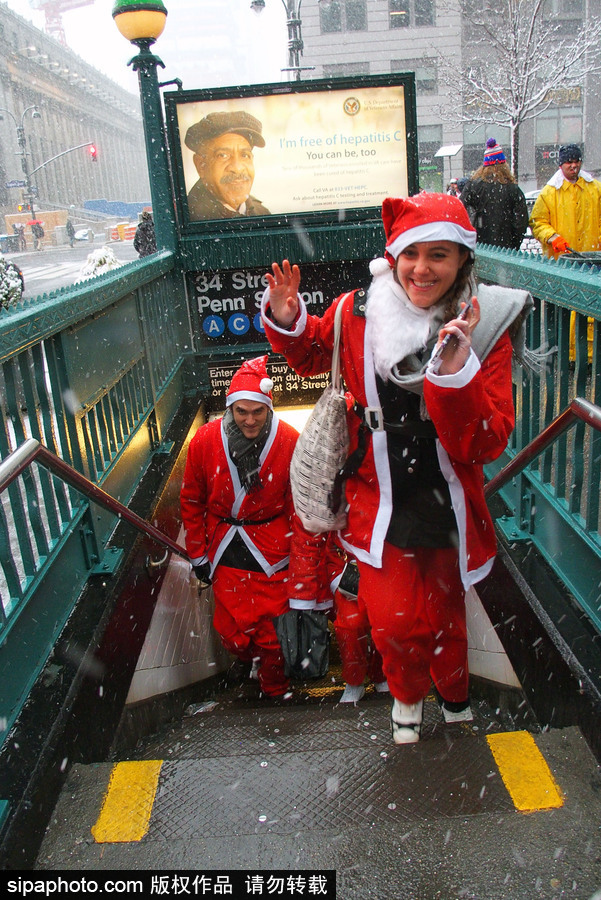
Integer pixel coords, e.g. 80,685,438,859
382,193,477,266
226,356,274,409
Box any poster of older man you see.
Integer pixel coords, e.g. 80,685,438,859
184,111,271,220
168,76,416,225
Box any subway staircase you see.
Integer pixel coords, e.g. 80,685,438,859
35,654,601,900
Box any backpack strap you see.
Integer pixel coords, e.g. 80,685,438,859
353,288,368,317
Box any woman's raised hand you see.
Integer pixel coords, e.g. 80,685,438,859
265,260,301,328
436,296,480,375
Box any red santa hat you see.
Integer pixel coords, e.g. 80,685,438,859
226,356,274,409
382,193,477,265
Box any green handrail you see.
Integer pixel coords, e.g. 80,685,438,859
0,438,188,560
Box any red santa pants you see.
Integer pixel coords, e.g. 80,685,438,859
333,591,385,686
212,564,289,697
357,543,468,706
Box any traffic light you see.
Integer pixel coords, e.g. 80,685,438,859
89,144,97,162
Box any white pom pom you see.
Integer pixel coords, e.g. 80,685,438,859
260,377,273,394
369,257,392,277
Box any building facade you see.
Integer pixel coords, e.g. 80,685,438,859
297,0,601,192
0,2,149,224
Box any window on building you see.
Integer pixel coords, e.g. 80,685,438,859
536,105,582,145
389,0,434,28
417,124,444,192
320,0,367,33
546,0,583,16
323,62,370,78
415,0,435,25
392,58,437,94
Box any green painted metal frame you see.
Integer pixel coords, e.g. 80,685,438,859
0,252,189,757
178,219,385,273
477,244,601,631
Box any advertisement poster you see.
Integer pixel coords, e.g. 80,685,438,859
206,358,331,410
166,77,414,224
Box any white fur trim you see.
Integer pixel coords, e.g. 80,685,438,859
387,222,477,258
225,390,273,409
260,287,308,336
436,441,494,591
289,598,317,610
369,257,392,277
547,168,594,189
426,347,480,385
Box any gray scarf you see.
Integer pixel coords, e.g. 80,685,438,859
224,406,273,494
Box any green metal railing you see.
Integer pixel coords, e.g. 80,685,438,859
0,252,189,742
476,244,601,631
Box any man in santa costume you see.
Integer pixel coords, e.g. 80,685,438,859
261,193,534,742
180,356,300,699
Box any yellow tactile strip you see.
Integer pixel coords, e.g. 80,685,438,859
90,731,564,843
487,731,564,812
91,760,163,843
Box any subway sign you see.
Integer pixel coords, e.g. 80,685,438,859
188,259,370,346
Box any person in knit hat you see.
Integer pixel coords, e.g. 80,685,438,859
261,192,533,743
529,143,601,361
460,137,528,250
529,142,601,259
181,355,301,699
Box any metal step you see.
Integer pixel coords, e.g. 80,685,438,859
34,673,601,899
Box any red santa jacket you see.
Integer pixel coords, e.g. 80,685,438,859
262,288,516,591
181,414,299,576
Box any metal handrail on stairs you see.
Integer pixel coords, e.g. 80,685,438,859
485,397,601,498
3,398,599,579
0,437,188,561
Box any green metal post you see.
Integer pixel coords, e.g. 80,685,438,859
129,41,176,252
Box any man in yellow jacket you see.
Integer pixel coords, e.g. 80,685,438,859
530,144,601,257
530,144,600,358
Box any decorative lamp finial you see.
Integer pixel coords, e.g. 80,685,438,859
112,0,168,44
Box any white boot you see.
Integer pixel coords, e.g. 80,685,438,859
374,680,390,694
442,703,473,723
391,698,423,744
339,683,366,704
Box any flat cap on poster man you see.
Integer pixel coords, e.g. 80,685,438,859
185,111,266,152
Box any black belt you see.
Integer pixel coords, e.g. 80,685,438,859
220,513,280,527
353,402,437,438
329,403,436,516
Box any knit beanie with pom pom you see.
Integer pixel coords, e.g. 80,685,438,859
483,137,506,166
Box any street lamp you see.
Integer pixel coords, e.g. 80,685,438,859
0,105,41,219
251,0,314,81
112,0,176,252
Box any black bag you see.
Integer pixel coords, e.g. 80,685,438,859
273,609,330,680
338,559,359,599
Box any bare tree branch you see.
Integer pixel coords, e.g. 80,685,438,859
434,0,601,176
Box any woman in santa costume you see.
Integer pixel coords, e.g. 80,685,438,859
180,356,300,699
261,192,534,742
